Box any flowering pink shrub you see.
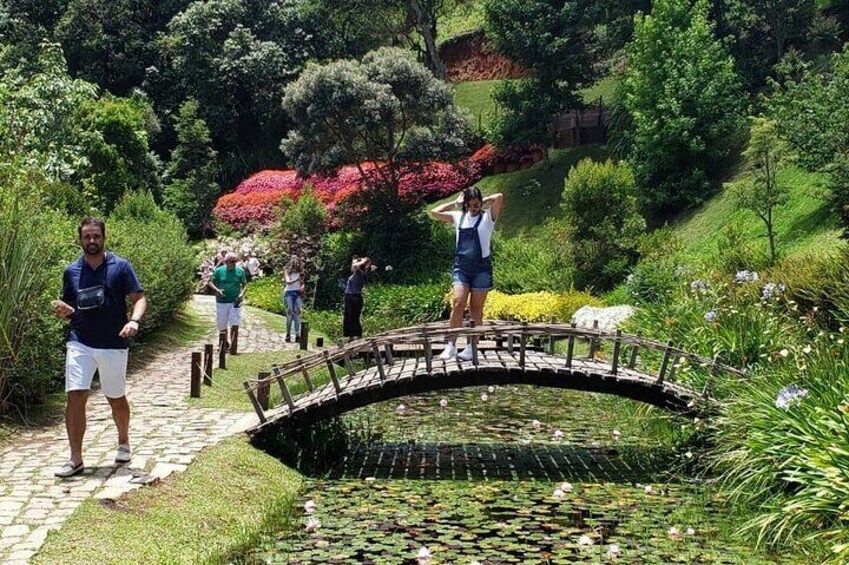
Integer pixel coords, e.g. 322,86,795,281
212,143,545,233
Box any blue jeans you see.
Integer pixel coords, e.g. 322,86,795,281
284,291,302,336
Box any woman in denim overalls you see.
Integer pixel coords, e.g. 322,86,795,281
430,187,504,360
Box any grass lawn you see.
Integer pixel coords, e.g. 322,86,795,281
438,0,486,43
672,165,842,265
453,77,620,137
34,437,303,565
474,144,610,236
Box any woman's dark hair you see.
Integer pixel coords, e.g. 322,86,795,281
462,186,483,212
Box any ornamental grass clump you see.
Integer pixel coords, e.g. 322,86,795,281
712,330,849,562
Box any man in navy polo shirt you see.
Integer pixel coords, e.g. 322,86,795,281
51,217,148,478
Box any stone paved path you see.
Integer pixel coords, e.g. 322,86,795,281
0,295,295,564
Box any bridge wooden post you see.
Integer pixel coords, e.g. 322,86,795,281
204,344,214,386
257,372,271,410
243,381,267,424
657,340,674,384
469,320,479,367
190,352,202,398
667,355,681,382
371,343,386,381
272,365,296,412
507,316,515,354
566,322,576,367
588,319,599,360
628,335,640,369
343,353,356,378
611,329,622,375
296,354,314,391
548,317,557,355
323,350,342,395
519,321,528,368
384,344,395,365
422,326,433,374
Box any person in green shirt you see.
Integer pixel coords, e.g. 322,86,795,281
208,252,247,353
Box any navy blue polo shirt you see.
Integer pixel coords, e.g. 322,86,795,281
62,253,144,349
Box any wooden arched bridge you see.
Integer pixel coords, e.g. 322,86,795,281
243,320,745,435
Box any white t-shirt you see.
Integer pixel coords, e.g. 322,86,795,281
246,257,260,277
450,209,495,259
284,271,302,292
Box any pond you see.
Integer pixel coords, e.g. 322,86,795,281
240,386,794,564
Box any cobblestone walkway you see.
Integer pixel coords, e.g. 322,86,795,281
0,295,293,564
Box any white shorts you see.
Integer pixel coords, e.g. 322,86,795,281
216,302,242,332
65,341,129,398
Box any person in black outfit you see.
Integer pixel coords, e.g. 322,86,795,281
343,256,376,342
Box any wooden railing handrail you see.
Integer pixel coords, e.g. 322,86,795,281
242,320,745,394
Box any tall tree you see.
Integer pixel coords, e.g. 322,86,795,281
162,98,219,236
483,0,594,144
281,47,473,267
621,0,745,219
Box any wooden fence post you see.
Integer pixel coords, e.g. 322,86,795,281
243,381,267,423
203,343,213,386
299,321,310,351
218,333,227,370
611,329,622,375
190,352,201,398
588,320,599,360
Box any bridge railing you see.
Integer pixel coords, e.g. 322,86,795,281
242,320,744,424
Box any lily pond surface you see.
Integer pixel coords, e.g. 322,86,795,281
242,386,794,564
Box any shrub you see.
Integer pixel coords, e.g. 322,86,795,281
713,330,849,560
108,192,195,334
363,283,449,325
479,290,603,322
491,231,575,293
245,275,285,315
561,158,645,291
0,182,76,412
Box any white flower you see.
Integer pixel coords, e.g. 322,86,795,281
607,543,621,557
532,419,542,429
612,429,621,440
385,265,393,271
778,348,789,357
644,485,654,494
686,527,696,536
305,517,321,533
560,482,573,493
591,441,600,447
685,451,693,459
553,430,564,440
487,385,495,394
802,346,812,354
668,526,681,539
480,393,489,402
578,534,594,546
364,476,376,483
416,547,432,561
439,398,448,408
552,489,565,499
303,500,316,514
395,404,406,414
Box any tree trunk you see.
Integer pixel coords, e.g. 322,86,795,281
406,0,446,79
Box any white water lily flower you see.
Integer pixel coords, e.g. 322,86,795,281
668,526,681,539
487,385,495,393
305,517,321,533
607,543,621,557
364,476,376,483
532,419,542,429
778,348,789,357
303,500,316,514
552,489,565,499
686,527,696,536
439,398,448,408
578,534,593,546
644,485,654,494
560,482,573,493
417,547,432,560
480,393,489,402
685,451,693,459
553,430,564,440
612,429,621,440
802,346,812,354
395,404,406,414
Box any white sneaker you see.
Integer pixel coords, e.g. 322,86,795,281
438,344,457,360
115,444,131,465
457,345,474,361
